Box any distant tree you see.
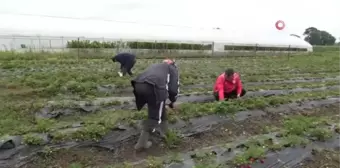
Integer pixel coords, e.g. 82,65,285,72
303,27,318,35
303,27,336,45
20,44,27,48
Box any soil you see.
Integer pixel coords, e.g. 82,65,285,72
25,104,340,168
299,149,340,168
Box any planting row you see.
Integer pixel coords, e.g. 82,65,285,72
1,53,338,99
5,97,340,168
1,85,339,143
2,71,339,100
2,55,339,77
1,87,338,145
119,115,340,168
32,85,340,120
109,79,339,96
1,52,339,78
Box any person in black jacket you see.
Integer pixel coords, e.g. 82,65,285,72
131,59,179,151
111,53,136,77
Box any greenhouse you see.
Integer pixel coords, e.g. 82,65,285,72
0,14,313,52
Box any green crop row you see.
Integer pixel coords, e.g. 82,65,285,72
12,89,339,143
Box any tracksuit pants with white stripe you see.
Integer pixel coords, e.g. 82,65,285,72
133,82,168,150
134,82,167,123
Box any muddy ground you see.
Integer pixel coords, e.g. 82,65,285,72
24,102,340,168
300,149,340,168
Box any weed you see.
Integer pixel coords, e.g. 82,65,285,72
22,133,44,145
108,162,133,168
167,152,183,163
191,150,218,166
165,130,182,148
35,118,56,133
71,124,108,141
68,162,83,168
283,115,319,135
214,101,244,114
308,128,333,141
146,156,163,168
281,135,309,147
233,145,266,165
50,131,68,143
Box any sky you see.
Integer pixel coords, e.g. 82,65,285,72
0,0,339,42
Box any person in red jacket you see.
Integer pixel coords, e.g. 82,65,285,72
213,68,246,101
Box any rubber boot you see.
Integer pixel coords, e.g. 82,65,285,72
134,130,152,151
159,121,169,138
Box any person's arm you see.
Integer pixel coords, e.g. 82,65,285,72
215,76,225,101
168,65,179,103
236,75,243,97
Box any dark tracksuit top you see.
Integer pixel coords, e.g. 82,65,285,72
112,53,136,75
131,63,179,122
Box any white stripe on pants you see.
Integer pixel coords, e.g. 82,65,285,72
152,101,164,133
158,101,164,124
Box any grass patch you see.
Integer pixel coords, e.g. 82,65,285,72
22,133,45,145
308,128,333,141
164,130,182,149
233,145,266,165
145,156,163,168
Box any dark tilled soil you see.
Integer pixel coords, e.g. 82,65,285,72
25,104,340,168
299,149,340,168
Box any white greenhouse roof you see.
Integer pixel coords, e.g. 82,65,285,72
0,15,312,49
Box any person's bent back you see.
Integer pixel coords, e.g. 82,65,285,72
111,53,136,77
213,68,246,101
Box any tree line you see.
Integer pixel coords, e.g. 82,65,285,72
303,27,337,45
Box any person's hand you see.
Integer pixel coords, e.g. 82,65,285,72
236,94,240,98
118,72,123,77
168,102,175,109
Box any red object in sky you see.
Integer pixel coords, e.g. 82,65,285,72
275,20,285,30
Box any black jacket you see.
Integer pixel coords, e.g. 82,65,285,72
131,63,179,103
112,53,136,66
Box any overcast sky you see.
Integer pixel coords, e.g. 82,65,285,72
0,0,339,41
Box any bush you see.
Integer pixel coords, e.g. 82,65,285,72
224,45,308,51
66,40,212,50
126,42,212,50
66,40,117,48
313,45,339,52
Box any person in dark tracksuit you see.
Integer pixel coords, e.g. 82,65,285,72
111,53,136,77
131,59,179,151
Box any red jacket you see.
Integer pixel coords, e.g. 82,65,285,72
213,72,243,100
